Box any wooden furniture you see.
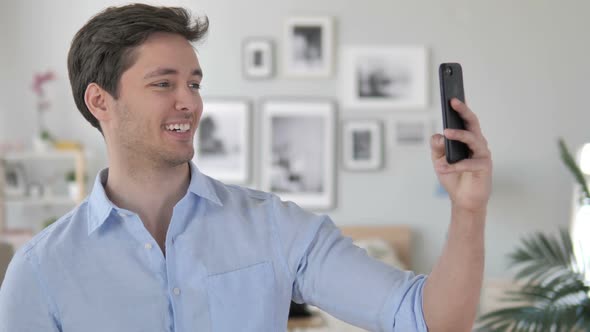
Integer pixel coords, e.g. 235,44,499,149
287,224,413,331
287,313,326,331
340,224,412,269
0,241,13,286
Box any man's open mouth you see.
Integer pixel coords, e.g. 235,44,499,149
164,123,191,133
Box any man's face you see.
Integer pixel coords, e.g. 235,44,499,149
106,32,203,167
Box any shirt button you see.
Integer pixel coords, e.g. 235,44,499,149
173,288,181,296
144,243,153,249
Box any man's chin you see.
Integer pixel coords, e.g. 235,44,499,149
167,151,195,166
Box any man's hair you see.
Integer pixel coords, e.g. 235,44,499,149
67,3,209,133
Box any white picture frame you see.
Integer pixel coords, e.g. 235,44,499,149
193,99,251,184
283,16,334,78
243,38,274,79
342,120,383,171
261,100,335,210
341,46,428,109
391,114,433,147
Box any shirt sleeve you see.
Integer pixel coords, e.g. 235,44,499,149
272,197,428,332
0,249,61,332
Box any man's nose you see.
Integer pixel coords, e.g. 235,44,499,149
175,85,200,112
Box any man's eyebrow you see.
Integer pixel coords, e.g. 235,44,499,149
144,68,203,79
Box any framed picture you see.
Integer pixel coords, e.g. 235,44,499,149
341,46,427,109
261,100,335,210
243,38,274,79
342,120,383,171
283,16,334,78
391,114,433,147
193,99,251,184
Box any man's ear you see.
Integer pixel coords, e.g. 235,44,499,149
84,83,112,123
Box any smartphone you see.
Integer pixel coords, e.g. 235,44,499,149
439,63,470,164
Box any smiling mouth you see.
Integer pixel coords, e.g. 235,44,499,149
164,123,191,133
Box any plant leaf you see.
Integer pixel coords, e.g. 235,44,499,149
558,138,590,200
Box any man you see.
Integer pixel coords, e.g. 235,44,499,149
0,4,492,332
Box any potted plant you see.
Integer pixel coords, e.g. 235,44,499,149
65,170,84,200
42,216,58,229
476,139,590,331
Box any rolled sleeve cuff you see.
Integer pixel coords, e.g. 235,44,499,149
379,274,428,332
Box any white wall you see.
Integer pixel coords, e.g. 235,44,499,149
1,0,589,277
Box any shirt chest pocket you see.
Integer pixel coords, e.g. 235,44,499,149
206,261,276,332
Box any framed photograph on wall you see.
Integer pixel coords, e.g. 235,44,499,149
193,99,251,184
341,46,427,109
342,120,383,171
261,100,335,210
391,114,433,147
243,38,274,79
283,16,334,78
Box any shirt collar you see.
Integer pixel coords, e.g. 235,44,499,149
187,161,223,207
87,161,222,235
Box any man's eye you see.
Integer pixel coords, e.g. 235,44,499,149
153,82,170,88
189,83,201,90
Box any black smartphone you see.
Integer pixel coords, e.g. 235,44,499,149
439,63,470,164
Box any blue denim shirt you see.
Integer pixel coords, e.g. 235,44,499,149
0,162,428,332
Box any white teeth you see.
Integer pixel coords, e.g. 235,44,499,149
165,123,190,132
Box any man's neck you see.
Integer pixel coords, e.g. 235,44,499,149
104,159,191,252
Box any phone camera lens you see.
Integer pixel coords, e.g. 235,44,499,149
445,66,453,76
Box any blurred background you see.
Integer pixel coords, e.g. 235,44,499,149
1,0,590,328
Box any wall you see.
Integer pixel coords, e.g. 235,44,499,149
1,0,589,277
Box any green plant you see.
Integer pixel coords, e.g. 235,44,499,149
65,170,76,182
65,170,88,183
477,229,590,331
42,216,58,229
559,138,590,201
476,139,590,331
40,129,55,142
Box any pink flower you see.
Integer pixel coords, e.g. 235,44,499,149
31,71,56,97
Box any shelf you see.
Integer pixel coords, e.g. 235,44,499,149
3,150,80,161
1,149,87,231
4,196,77,206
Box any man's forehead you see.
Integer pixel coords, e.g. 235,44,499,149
116,32,201,81
134,34,199,63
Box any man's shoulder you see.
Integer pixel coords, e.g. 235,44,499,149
206,175,321,223
206,175,276,205
17,201,89,261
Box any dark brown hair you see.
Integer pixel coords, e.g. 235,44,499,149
67,3,209,133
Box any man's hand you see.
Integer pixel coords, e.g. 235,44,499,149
430,98,492,214
424,98,491,331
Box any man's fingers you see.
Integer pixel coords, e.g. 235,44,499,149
443,129,490,159
430,134,445,161
450,98,483,136
434,156,492,174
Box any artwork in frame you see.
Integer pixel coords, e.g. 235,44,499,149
192,99,250,184
283,16,334,78
391,114,433,147
342,120,383,171
243,38,274,79
261,100,335,210
341,46,427,109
